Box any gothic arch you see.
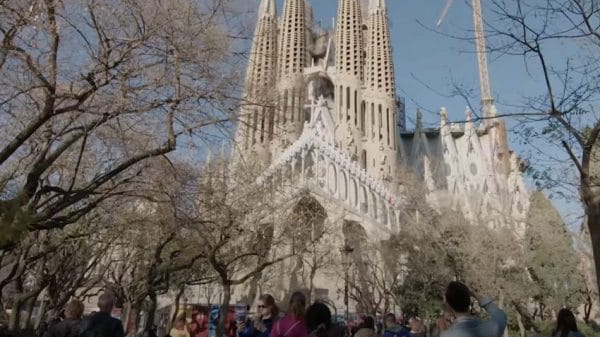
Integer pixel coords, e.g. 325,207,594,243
328,163,337,194
340,170,348,201
360,185,369,215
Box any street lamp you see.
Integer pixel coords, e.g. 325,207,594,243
340,241,354,323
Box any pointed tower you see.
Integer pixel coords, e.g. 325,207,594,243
234,0,278,166
334,0,365,163
272,0,309,157
363,0,398,179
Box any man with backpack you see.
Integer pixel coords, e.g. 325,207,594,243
75,293,125,337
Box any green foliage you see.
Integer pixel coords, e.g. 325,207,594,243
525,191,586,311
537,320,600,337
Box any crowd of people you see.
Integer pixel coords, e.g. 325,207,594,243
38,282,585,337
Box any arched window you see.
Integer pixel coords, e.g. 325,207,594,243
346,87,351,120
358,150,366,170
386,108,390,145
282,89,289,124
354,90,358,125
360,101,366,135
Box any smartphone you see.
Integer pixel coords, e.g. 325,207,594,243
235,304,248,323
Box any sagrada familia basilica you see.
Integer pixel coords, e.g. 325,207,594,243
229,0,530,306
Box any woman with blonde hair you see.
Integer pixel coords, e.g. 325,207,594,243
270,291,308,337
238,294,279,337
171,313,191,337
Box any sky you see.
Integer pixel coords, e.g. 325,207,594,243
260,0,586,228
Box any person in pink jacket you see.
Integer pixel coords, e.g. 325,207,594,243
270,292,309,337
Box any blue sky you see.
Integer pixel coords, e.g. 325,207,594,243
262,0,585,227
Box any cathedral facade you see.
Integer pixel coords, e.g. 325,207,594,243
231,0,530,307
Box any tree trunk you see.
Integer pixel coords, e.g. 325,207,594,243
586,206,600,297
217,282,232,337
171,285,185,328
308,266,316,304
143,291,158,334
516,312,525,337
584,288,592,323
22,295,36,330
8,296,24,331
511,301,540,333
127,303,142,337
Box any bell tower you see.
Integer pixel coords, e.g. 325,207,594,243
233,0,278,166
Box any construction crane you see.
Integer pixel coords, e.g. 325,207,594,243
438,0,510,175
437,0,494,119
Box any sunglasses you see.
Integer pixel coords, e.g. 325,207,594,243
257,305,268,309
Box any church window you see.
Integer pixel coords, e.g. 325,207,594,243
354,90,358,126
361,150,367,170
360,101,366,135
470,163,478,175
378,104,382,133
386,108,390,145
346,87,350,119
282,90,288,123
260,107,265,142
290,91,295,122
252,110,258,145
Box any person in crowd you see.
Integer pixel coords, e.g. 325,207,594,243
238,294,279,337
190,308,209,337
408,317,425,337
304,302,343,337
552,308,585,337
428,312,451,337
382,313,410,337
170,314,191,337
440,281,506,337
76,293,124,337
270,291,308,337
43,299,84,337
352,316,377,337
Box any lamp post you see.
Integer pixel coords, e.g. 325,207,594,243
341,241,354,323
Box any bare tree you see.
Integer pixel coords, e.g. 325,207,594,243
474,0,600,293
178,158,305,337
0,0,244,249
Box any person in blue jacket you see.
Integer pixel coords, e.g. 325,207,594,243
238,294,279,337
382,313,410,337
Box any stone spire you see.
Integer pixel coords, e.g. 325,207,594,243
278,0,308,80
272,0,309,157
245,0,278,99
335,0,364,80
362,0,398,178
233,0,278,165
365,0,395,98
368,0,386,15
334,0,365,166
258,0,276,16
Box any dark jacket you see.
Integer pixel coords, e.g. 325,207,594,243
383,325,410,337
77,311,124,337
239,318,275,337
43,319,80,337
